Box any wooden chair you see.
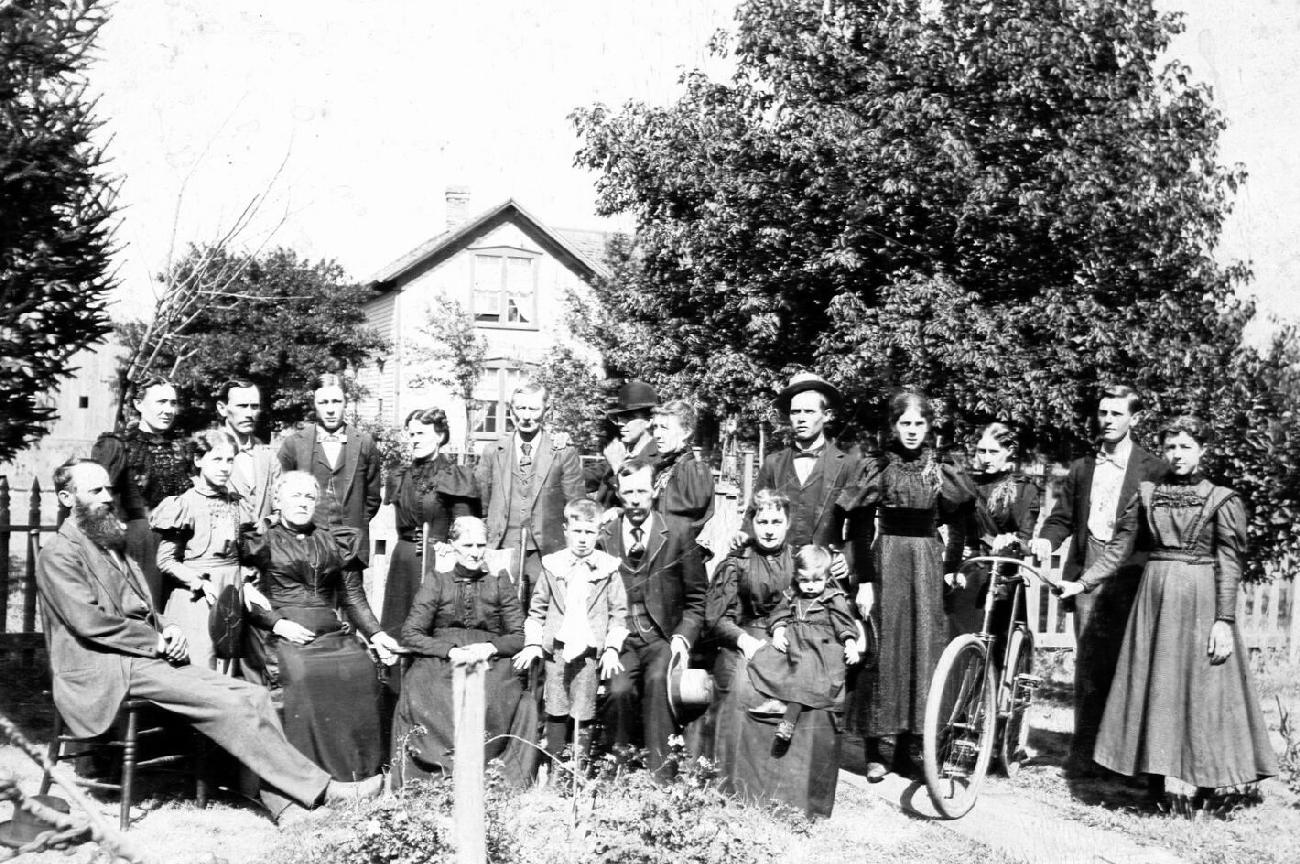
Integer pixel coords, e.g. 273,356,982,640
39,698,210,829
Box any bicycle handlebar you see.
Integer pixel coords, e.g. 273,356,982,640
957,555,1062,590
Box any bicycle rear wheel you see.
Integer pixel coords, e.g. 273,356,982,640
996,626,1038,777
922,634,996,818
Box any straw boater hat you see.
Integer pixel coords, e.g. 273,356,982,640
776,372,842,414
0,795,72,849
605,380,659,417
667,651,715,723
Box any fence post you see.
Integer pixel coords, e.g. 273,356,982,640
1,476,10,633
740,448,755,512
23,479,42,636
453,658,487,864
1289,580,1300,664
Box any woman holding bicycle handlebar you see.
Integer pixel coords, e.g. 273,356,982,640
1058,416,1275,803
951,423,1042,636
843,391,974,782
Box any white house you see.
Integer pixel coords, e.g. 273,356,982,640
356,189,610,451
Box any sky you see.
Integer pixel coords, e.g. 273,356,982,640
89,0,1297,325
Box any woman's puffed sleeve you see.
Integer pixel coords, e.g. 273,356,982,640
704,556,745,648
149,494,193,533
491,569,525,657
1013,478,1043,543
1212,492,1247,622
436,464,480,499
383,468,404,507
837,456,884,512
238,522,273,570
331,527,366,571
938,463,975,572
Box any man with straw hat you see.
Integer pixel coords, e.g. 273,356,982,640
732,373,865,582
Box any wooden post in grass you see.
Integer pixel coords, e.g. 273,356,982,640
453,657,487,864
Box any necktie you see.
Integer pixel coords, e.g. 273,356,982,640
321,432,347,444
629,525,645,564
793,447,823,460
520,440,533,471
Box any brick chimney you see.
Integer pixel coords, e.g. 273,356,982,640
445,186,471,231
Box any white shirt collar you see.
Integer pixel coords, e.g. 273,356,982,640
1097,435,1132,468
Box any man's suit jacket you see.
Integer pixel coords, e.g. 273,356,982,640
598,512,707,647
1038,442,1167,582
744,441,864,550
476,429,584,555
277,423,382,562
231,436,280,523
35,520,163,737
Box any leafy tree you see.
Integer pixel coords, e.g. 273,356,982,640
572,0,1300,577
118,245,387,434
1,0,117,461
407,298,488,454
529,343,611,455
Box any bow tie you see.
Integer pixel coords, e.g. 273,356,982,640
793,448,823,460
571,553,599,572
321,433,347,444
1096,451,1126,469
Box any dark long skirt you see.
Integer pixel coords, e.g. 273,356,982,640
701,630,841,817
380,538,422,634
1094,561,1277,787
389,653,531,788
125,517,166,610
274,606,383,782
851,534,948,737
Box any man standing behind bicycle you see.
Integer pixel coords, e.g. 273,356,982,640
1030,385,1164,778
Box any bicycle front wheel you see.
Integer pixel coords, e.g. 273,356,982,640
922,634,996,818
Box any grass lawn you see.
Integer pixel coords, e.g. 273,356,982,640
1,647,1297,864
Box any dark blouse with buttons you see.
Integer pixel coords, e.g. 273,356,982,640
240,522,382,637
92,426,192,519
399,563,524,658
706,544,795,647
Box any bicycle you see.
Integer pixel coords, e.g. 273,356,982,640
921,553,1057,818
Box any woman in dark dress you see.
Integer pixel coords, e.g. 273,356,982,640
242,471,402,783
844,391,975,781
700,489,845,817
390,516,528,788
951,422,1041,636
1060,416,1276,803
91,375,191,608
380,407,480,635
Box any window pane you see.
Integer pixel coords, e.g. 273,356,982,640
474,255,502,321
504,257,534,324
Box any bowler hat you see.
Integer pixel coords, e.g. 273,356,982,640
606,380,659,417
667,651,715,723
0,795,72,849
776,372,842,414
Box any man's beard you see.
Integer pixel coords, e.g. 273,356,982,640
76,501,126,551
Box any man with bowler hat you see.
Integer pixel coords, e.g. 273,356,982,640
732,373,863,582
595,380,660,506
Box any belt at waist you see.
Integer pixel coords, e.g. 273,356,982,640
879,507,936,537
1148,551,1214,565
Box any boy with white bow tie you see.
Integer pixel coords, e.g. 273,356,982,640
515,498,629,768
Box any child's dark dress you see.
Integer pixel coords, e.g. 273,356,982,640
747,586,857,709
